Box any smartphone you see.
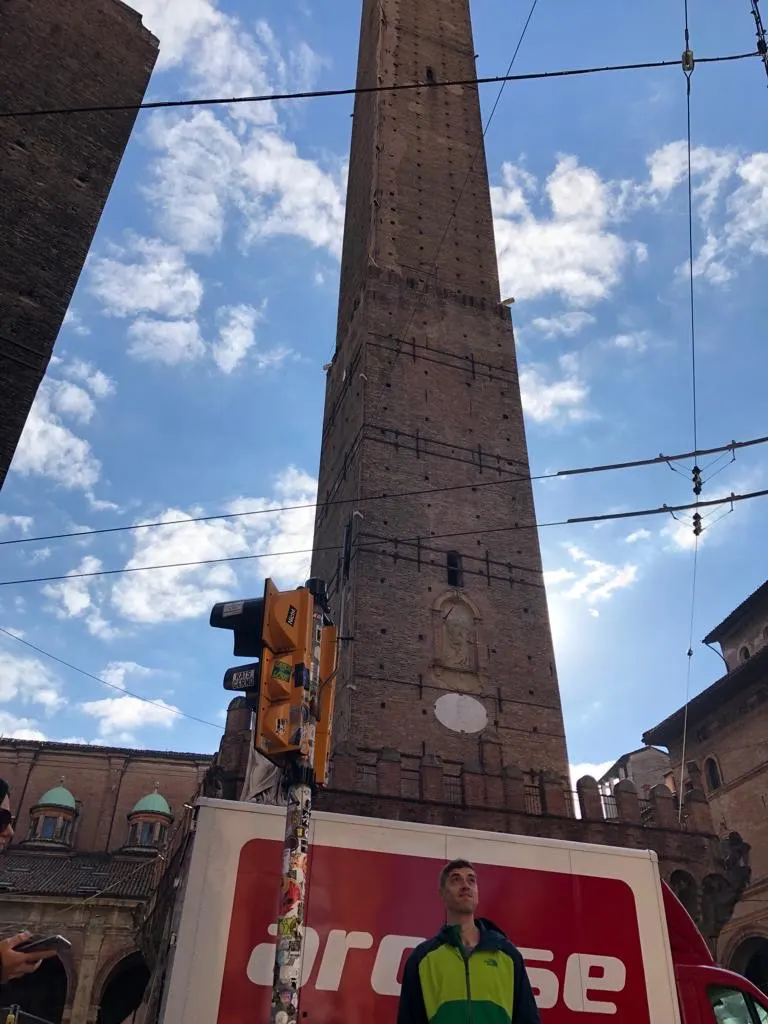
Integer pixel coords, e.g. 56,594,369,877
14,935,71,954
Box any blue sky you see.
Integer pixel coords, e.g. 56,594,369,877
1,0,767,783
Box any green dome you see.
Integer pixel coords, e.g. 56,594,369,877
131,791,172,817
37,786,76,811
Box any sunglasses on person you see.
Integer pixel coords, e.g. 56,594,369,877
0,809,15,832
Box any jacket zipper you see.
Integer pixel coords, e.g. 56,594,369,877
464,949,474,1024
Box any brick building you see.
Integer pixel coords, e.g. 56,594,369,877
644,581,768,991
0,739,212,1024
598,746,672,813
0,0,158,491
305,0,747,923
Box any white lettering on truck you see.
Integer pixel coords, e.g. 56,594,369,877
246,927,627,1013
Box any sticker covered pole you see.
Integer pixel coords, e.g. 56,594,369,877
269,578,335,1024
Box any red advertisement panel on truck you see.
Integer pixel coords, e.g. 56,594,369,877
157,800,767,1024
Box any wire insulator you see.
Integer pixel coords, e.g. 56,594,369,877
682,48,695,74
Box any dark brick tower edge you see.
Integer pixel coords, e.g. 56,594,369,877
303,0,750,945
0,0,158,491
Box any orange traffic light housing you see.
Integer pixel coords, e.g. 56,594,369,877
313,623,338,787
255,581,314,760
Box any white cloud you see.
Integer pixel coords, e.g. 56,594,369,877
529,312,595,339
492,157,647,305
644,142,768,283
11,380,101,490
212,303,269,373
89,236,204,319
0,650,65,711
0,515,33,534
42,557,121,639
127,318,206,365
626,529,651,544
0,712,47,741
101,661,155,691
611,331,651,352
48,381,96,423
546,545,639,607
238,132,347,256
144,111,243,253
62,308,91,336
63,360,115,399
80,695,180,740
111,466,316,624
519,355,590,424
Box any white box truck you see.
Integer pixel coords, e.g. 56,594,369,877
156,798,768,1024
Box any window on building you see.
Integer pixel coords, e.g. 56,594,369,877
139,822,155,846
41,816,58,840
705,758,723,791
446,551,464,588
739,645,751,663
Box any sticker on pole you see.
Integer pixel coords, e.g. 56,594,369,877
271,662,292,684
286,605,297,627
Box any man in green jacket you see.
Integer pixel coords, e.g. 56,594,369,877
397,858,541,1024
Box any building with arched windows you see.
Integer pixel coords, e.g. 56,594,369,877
644,579,768,994
0,739,214,1024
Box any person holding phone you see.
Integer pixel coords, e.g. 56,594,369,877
0,779,59,991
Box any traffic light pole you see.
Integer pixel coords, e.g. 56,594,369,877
269,597,324,1024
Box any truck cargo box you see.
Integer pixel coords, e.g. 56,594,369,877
159,798,681,1024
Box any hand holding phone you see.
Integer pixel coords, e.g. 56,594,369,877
0,933,63,984
13,935,71,955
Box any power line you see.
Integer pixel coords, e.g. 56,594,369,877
2,431,765,550
750,0,768,80
678,0,700,822
2,485,766,589
0,626,223,732
0,53,754,120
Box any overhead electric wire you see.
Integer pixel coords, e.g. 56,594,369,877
0,52,755,120
678,0,701,820
0,626,223,732
2,486,767,589
1,431,765,550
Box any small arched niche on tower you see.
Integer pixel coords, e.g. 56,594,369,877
431,590,483,691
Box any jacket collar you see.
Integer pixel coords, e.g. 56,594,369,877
439,918,508,951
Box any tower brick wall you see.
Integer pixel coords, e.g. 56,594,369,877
0,0,158,490
311,0,569,791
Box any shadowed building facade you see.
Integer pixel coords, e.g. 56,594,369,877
0,739,213,1024
0,0,158,491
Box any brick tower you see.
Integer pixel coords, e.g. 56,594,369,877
311,0,570,795
0,0,158,492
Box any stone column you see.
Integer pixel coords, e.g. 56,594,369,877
420,753,444,802
683,788,714,832
376,748,402,796
330,743,357,789
614,779,642,823
540,773,568,817
576,776,603,820
650,784,678,827
503,766,526,813
69,919,104,1024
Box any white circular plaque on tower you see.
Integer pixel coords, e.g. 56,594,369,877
434,693,488,734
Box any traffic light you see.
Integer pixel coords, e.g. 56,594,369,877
210,579,314,761
313,622,338,787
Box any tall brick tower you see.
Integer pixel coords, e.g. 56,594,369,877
311,0,570,796
0,0,158,492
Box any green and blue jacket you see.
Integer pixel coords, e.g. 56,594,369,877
397,918,540,1024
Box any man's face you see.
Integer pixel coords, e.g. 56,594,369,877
441,865,479,916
